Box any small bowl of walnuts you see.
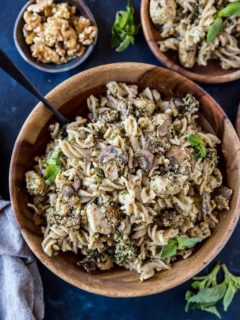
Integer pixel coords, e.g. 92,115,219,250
14,0,98,73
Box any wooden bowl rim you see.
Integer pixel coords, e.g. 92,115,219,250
13,0,98,73
140,0,240,84
236,103,240,138
10,62,240,297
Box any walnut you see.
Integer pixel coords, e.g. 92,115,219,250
22,0,97,64
79,26,98,45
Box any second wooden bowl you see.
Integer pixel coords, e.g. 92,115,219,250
10,63,240,297
141,0,240,84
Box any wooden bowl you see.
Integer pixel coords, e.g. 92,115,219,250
14,0,98,73
141,0,240,84
10,63,240,297
236,103,240,138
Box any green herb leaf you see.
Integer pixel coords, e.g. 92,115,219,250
185,263,240,318
111,0,140,52
200,305,221,319
218,2,240,17
223,282,237,311
177,237,202,250
188,133,207,159
116,35,134,52
191,264,221,290
45,150,63,185
45,164,61,185
222,264,240,311
207,17,223,44
187,283,227,306
160,239,177,258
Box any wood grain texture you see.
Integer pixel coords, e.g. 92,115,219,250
236,103,240,138
10,63,240,297
141,0,240,84
13,0,98,73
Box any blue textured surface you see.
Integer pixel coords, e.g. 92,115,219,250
0,1,240,319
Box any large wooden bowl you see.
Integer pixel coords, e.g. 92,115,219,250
141,0,240,84
10,63,240,297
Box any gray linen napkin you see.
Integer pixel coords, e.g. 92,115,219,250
0,200,44,320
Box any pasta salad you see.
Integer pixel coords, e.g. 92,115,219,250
149,0,240,70
25,82,232,281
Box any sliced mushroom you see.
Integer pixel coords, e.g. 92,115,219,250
78,256,98,272
99,146,118,166
73,176,81,192
202,193,211,215
118,152,128,166
62,185,75,197
99,146,128,166
137,149,154,171
167,146,188,164
33,195,45,206
154,209,184,228
157,119,172,137
214,186,232,200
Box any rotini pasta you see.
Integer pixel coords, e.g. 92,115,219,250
25,82,232,281
150,0,240,69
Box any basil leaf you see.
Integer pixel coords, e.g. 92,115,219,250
160,239,177,259
45,150,63,185
177,237,202,250
111,0,139,52
207,17,223,44
116,35,134,52
46,150,62,165
188,133,207,159
223,282,237,311
45,164,61,185
187,283,227,305
200,305,221,319
218,2,240,17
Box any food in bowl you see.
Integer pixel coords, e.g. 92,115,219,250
22,0,97,64
149,0,240,70
25,82,232,281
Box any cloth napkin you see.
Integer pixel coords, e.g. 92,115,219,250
0,200,44,320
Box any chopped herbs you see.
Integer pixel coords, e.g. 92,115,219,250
207,2,240,43
188,133,207,159
111,0,140,52
114,232,136,264
95,167,105,180
160,237,202,259
186,263,240,318
45,150,63,185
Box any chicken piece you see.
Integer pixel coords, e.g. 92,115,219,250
178,40,197,68
157,119,172,137
86,204,118,235
150,173,187,196
133,98,155,117
25,171,47,196
150,0,176,26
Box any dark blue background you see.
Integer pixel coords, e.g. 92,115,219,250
0,1,240,319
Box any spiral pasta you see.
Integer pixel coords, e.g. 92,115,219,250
150,0,240,69
25,82,232,281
